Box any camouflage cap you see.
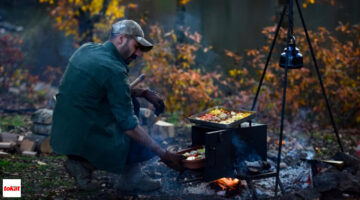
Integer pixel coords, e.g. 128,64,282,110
111,19,153,52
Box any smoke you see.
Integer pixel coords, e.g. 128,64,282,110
231,131,262,173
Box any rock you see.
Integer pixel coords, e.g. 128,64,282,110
338,172,360,193
267,150,278,161
313,171,339,192
31,109,53,136
296,188,320,200
280,162,287,169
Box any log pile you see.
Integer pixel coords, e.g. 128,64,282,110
0,109,53,156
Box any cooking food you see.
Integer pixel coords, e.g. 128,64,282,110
196,108,252,124
183,147,205,161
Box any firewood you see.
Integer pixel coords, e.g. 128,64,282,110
21,151,37,156
152,120,175,138
0,132,19,143
23,133,47,152
0,151,10,157
20,139,36,152
18,135,24,143
0,142,15,149
40,137,53,154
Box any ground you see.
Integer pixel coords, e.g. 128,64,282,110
1,113,360,200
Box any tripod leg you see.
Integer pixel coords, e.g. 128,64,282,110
275,0,294,196
295,0,344,152
251,5,287,111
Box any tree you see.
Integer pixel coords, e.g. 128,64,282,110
224,23,360,130
39,0,131,45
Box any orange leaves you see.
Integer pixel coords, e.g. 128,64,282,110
225,49,242,65
179,0,192,5
142,25,220,118
128,3,137,9
39,0,126,43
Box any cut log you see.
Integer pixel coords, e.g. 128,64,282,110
40,137,53,154
0,142,15,149
0,132,19,143
151,120,175,138
18,135,24,143
0,150,10,157
24,133,47,152
20,139,36,152
22,151,37,156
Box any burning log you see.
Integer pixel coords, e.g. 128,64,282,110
209,178,246,198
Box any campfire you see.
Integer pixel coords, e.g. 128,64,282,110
213,178,240,191
208,177,247,197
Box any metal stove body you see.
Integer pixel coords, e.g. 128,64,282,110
191,122,267,181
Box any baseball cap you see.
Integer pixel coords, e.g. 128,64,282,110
111,19,153,52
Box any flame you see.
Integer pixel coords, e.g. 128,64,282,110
213,178,240,190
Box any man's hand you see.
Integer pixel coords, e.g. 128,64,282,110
160,151,186,171
143,89,165,116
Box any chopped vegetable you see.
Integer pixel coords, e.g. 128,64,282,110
182,147,205,161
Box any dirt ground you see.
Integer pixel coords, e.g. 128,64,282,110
1,113,360,199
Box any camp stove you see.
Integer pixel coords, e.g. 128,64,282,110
190,122,268,181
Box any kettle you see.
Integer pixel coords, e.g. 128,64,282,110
279,36,303,69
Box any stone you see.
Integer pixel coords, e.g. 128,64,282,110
280,162,287,169
31,109,53,124
313,171,339,192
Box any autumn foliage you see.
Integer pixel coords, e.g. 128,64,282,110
224,23,360,129
0,35,44,105
39,0,129,44
141,25,220,118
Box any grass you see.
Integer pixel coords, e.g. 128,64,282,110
0,154,75,199
0,114,30,132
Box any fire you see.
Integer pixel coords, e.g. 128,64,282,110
213,178,240,190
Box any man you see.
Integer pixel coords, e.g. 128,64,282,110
50,19,184,192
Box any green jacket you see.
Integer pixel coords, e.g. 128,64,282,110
50,41,139,173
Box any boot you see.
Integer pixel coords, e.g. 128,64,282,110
115,163,161,193
64,158,99,191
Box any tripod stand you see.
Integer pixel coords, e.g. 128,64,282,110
250,0,344,196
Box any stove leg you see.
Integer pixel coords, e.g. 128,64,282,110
246,179,258,200
278,178,285,194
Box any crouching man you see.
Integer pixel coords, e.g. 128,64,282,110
50,19,184,192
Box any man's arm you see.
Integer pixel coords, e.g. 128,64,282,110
125,126,165,157
130,88,165,116
131,88,146,97
124,126,184,171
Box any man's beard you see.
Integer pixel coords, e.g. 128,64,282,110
119,39,137,64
